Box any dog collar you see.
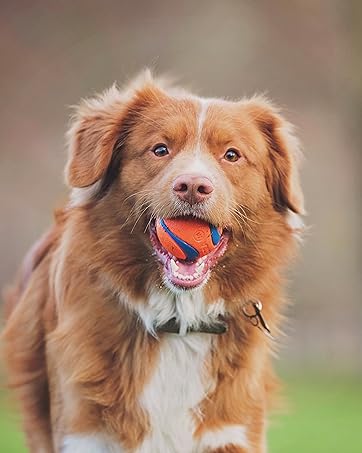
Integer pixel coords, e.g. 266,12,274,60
155,300,273,338
156,316,228,335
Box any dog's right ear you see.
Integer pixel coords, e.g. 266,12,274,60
65,85,127,188
65,70,169,189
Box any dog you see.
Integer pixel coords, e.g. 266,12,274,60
2,70,304,453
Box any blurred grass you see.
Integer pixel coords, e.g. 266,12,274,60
269,373,362,453
1,374,361,452
0,392,26,453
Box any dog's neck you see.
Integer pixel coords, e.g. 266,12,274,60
132,288,274,339
135,289,226,337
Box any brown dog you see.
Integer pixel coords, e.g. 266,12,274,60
2,71,304,453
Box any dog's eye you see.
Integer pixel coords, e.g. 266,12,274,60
224,149,240,162
152,144,169,157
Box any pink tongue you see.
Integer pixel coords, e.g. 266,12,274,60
177,261,198,276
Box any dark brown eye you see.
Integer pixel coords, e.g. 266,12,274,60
152,144,169,157
224,148,240,162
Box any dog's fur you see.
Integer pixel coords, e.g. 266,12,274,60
2,71,304,453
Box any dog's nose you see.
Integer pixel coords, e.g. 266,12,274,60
172,174,214,204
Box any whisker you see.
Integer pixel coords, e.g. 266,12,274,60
121,198,150,230
144,212,156,234
230,212,247,239
122,188,154,204
230,207,253,232
130,203,152,233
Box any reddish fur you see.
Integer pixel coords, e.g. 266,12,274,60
2,72,303,452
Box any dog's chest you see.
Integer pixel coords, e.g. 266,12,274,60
137,334,212,453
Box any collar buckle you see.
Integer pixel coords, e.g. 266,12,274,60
242,300,274,340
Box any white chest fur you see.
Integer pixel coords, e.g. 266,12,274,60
138,332,212,453
62,291,251,453
134,290,223,452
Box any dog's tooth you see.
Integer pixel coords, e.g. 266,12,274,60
170,258,179,274
196,262,205,273
193,272,198,278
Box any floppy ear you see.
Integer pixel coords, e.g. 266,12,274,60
248,99,304,214
65,85,127,188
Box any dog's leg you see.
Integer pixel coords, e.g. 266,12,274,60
2,255,54,453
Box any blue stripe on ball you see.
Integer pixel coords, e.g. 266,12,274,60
210,224,221,246
160,219,199,261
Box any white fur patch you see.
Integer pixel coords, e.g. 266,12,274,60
174,98,215,181
138,331,212,453
61,433,123,453
199,425,248,450
136,289,225,336
180,154,215,180
197,99,211,142
286,209,304,241
69,179,102,207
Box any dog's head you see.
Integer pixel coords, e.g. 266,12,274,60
65,71,304,296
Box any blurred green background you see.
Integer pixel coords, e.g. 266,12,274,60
0,1,361,452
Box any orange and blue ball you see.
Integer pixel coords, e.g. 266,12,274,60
156,218,222,261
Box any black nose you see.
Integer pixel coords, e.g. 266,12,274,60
172,174,214,204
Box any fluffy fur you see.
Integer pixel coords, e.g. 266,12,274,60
2,70,304,453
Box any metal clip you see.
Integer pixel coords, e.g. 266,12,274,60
242,300,274,340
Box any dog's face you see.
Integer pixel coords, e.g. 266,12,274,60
66,73,303,295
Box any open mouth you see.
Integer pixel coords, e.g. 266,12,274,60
149,219,230,290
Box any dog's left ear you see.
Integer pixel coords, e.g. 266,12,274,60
247,99,305,214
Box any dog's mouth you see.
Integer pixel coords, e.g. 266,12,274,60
149,219,230,290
